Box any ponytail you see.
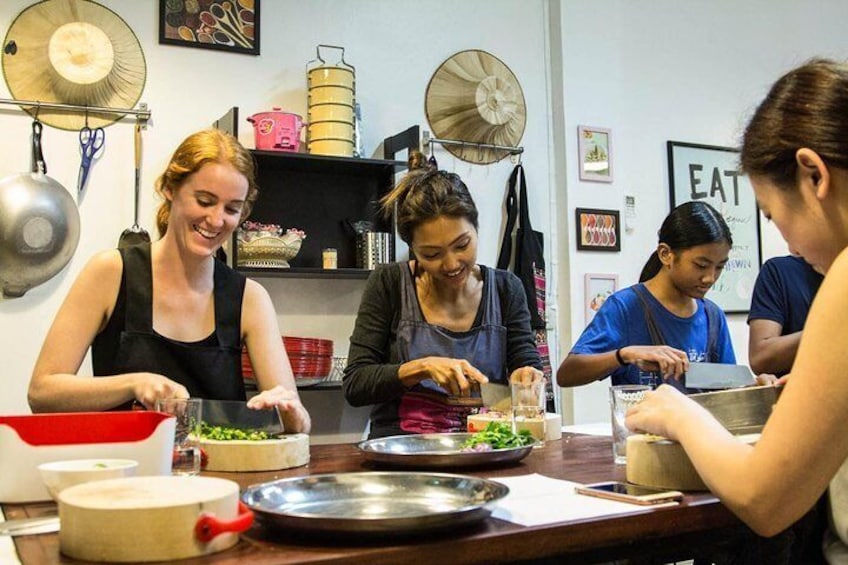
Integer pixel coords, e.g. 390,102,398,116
639,251,662,282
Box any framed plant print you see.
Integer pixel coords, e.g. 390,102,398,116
575,208,621,252
159,0,260,55
578,125,613,182
585,273,619,325
667,141,761,313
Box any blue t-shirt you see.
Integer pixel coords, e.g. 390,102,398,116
748,255,822,335
570,283,736,388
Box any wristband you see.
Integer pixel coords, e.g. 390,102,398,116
615,348,627,366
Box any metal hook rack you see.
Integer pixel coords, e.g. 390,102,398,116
422,129,523,163
0,98,152,128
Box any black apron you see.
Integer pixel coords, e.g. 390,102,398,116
110,244,246,403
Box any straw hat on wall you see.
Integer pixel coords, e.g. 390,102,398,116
2,0,146,130
425,50,526,165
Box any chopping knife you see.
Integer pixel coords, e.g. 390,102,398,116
689,384,781,435
479,382,512,412
685,362,756,390
0,515,59,536
202,399,285,436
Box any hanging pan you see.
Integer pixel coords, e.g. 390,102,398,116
0,119,81,297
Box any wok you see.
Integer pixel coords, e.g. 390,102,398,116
0,120,80,297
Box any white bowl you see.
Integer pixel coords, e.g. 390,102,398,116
38,458,138,500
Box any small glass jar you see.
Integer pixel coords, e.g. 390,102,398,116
322,248,338,269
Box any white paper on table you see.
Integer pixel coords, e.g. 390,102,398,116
488,473,679,527
0,507,24,565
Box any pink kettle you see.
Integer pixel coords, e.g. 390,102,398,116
247,108,305,152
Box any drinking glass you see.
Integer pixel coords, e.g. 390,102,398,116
511,381,546,444
609,385,650,464
155,398,202,476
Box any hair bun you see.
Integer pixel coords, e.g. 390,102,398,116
408,150,432,171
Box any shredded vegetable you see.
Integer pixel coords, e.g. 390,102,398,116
461,421,535,451
199,422,272,441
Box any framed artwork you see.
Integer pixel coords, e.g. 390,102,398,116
585,273,619,325
667,141,762,313
578,125,613,182
575,207,621,252
159,0,260,55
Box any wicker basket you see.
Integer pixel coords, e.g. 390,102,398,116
237,234,303,268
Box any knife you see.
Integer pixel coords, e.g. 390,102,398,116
0,516,59,536
202,399,285,436
685,363,756,390
690,384,781,434
478,382,512,412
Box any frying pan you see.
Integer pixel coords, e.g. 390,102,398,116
0,120,80,297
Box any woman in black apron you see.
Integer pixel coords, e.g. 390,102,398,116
28,129,310,434
343,152,542,439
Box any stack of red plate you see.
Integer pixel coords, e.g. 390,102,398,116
284,336,333,381
241,337,333,382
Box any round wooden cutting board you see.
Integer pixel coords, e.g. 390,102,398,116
201,433,310,472
59,476,241,562
626,433,760,491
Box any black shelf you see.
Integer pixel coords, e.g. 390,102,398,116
238,267,375,280
234,150,407,276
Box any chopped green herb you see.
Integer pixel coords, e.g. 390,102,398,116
94,463,108,468
199,422,272,441
462,421,535,450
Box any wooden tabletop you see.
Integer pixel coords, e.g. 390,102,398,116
6,433,755,564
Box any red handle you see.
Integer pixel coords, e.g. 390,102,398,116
194,501,254,543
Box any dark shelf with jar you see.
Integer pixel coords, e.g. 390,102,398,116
231,150,408,277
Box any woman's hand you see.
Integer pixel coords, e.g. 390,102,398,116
400,357,488,396
755,373,790,387
509,366,544,385
624,384,699,441
248,385,311,434
619,345,689,381
132,373,189,410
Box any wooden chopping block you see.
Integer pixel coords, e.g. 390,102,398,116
201,433,309,472
626,433,760,491
59,476,241,562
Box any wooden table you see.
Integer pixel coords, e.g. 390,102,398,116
5,434,755,564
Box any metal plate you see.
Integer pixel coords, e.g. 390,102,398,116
357,433,536,469
242,472,509,534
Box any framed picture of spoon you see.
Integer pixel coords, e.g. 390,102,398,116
159,0,260,55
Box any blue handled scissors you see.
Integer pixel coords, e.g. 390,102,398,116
77,125,105,195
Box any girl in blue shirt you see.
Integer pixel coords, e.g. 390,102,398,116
557,201,735,391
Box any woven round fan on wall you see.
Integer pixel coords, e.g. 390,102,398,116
2,0,146,130
425,49,526,164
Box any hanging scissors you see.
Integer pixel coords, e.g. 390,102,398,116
77,124,105,195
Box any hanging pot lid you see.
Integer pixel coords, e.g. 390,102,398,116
425,49,526,165
2,0,146,130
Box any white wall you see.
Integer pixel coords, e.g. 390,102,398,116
0,1,554,421
558,0,848,423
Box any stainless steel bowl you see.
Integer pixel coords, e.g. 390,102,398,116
242,471,509,534
357,432,536,469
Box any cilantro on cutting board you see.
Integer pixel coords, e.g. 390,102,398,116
199,422,273,441
462,421,535,450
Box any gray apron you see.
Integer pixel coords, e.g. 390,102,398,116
396,263,507,433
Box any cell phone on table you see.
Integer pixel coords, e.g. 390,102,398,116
574,481,683,505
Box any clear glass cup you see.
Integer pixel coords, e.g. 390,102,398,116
609,385,650,464
155,398,202,476
511,381,547,445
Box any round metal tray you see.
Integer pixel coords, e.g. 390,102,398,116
242,471,509,534
357,432,536,469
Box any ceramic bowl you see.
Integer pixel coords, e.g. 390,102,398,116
38,458,138,500
237,227,306,269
